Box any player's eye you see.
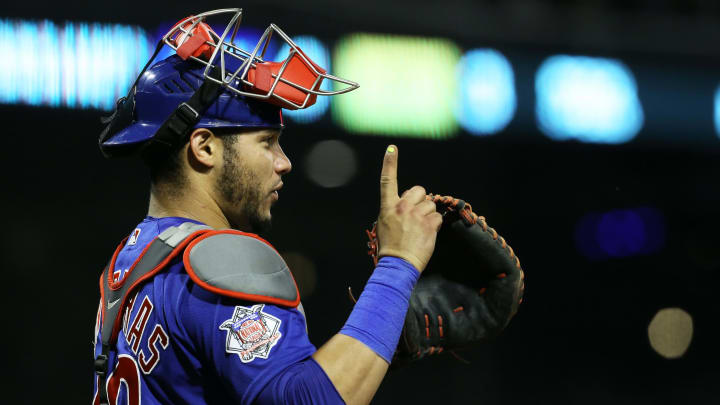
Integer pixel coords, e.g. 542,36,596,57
262,134,277,146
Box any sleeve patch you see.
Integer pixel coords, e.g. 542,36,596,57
219,304,282,363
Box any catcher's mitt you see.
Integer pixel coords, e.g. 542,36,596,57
364,194,525,365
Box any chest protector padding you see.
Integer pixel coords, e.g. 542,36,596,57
183,230,300,307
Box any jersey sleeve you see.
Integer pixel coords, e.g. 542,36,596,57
173,274,344,404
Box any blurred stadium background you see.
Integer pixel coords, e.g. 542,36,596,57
2,0,719,403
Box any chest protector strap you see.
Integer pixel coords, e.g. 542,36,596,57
95,222,211,405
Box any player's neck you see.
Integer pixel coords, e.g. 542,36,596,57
147,182,230,230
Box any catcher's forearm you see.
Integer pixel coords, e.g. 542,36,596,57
313,257,419,404
313,334,389,405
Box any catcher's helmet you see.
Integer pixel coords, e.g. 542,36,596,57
99,8,358,158
100,54,284,155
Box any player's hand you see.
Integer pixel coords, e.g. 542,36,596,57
377,145,442,273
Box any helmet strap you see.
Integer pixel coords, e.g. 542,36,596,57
142,65,224,154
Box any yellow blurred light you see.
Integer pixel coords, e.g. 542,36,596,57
332,33,460,139
648,307,693,359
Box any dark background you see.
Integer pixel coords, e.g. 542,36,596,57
2,0,720,403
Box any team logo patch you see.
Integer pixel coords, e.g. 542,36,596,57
219,304,282,363
127,228,141,246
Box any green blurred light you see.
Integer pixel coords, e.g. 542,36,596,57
332,34,460,139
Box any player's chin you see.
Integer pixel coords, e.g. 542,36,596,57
260,202,274,221
266,191,279,209
252,212,273,235
260,193,277,219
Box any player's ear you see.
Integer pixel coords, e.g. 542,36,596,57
186,128,222,171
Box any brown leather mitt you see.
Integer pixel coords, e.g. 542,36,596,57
365,194,525,365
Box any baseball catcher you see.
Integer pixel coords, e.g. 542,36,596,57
91,7,524,405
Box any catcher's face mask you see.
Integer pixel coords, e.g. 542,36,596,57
98,7,359,158
164,8,358,110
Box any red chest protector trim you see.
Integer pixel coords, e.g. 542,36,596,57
94,222,300,405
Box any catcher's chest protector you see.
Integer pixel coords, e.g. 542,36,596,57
94,222,301,405
94,222,211,405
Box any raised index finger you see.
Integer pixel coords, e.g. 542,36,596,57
380,145,399,208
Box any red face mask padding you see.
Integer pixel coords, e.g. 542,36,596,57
171,19,216,61
160,10,358,111
246,50,327,110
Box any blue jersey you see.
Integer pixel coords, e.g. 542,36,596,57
92,216,343,404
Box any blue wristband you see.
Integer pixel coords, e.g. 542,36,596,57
339,256,420,363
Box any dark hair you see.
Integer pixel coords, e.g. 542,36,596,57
141,139,186,187
141,127,244,187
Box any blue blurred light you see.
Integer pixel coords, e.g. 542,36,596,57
575,207,665,260
715,85,720,137
275,35,331,124
455,49,516,135
596,210,647,257
0,19,151,110
229,27,280,59
535,55,644,144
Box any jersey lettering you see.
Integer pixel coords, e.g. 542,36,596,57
93,355,141,405
126,296,153,354
138,324,169,374
121,293,138,336
94,294,169,404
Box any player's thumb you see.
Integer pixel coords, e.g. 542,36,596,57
380,145,399,208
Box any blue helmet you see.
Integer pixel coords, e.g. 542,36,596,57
99,54,283,157
99,8,358,158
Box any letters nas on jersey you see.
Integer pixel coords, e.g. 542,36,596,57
220,304,282,363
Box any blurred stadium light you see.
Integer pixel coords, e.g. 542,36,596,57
455,49,516,135
275,35,331,124
648,308,693,359
304,140,358,188
331,33,460,139
715,84,720,138
0,19,151,110
5,17,720,148
575,207,665,260
535,55,644,144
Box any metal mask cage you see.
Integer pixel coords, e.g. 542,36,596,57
162,8,359,110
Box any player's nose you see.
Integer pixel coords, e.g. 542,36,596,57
275,147,292,175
